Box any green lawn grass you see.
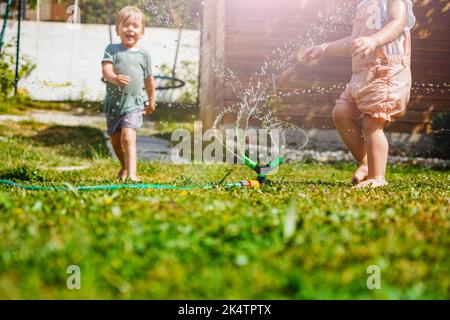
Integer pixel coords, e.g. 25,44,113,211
0,120,449,299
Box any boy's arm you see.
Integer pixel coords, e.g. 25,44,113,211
143,76,156,115
351,0,407,58
102,62,131,87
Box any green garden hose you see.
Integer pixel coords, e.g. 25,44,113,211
0,156,283,191
0,179,258,191
0,151,282,192
0,0,13,54
14,0,22,95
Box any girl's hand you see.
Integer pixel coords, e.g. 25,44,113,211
301,44,327,64
115,75,131,86
351,37,378,59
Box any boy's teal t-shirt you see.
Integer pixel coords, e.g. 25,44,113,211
102,44,153,115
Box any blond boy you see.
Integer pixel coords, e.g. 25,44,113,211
102,6,156,181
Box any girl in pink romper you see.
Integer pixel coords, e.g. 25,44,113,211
303,0,416,188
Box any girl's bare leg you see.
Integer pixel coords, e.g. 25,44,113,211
110,131,127,180
332,104,368,184
354,115,389,189
121,128,141,182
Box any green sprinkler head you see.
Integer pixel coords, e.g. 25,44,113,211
242,155,284,185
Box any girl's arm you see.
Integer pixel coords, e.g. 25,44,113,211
351,0,407,58
143,76,156,115
323,36,352,56
302,36,351,64
102,62,131,86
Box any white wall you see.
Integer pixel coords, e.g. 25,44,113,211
0,20,200,102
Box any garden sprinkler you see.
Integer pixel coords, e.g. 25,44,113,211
241,154,284,187
236,72,285,187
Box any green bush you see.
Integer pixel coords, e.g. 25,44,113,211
431,112,450,159
0,41,36,101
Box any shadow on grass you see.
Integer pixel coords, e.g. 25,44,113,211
0,165,45,182
0,96,104,116
27,125,110,159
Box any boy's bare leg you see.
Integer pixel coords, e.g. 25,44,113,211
332,104,368,184
110,131,127,180
354,116,389,189
121,128,140,181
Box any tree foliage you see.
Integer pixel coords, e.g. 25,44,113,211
2,1,202,28
30,0,201,28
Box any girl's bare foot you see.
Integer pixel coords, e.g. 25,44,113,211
353,177,388,189
351,164,369,185
117,167,127,180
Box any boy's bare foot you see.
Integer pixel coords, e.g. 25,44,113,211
351,164,368,185
117,167,127,180
353,178,388,189
126,176,143,183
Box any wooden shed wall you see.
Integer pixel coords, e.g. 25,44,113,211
199,0,226,129
199,0,450,133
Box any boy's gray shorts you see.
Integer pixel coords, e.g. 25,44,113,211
106,111,143,136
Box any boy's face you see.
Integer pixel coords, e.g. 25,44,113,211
117,18,144,48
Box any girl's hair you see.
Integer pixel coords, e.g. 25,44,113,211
115,6,147,33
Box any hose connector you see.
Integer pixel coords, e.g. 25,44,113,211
240,180,261,189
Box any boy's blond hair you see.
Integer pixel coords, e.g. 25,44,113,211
115,6,147,33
